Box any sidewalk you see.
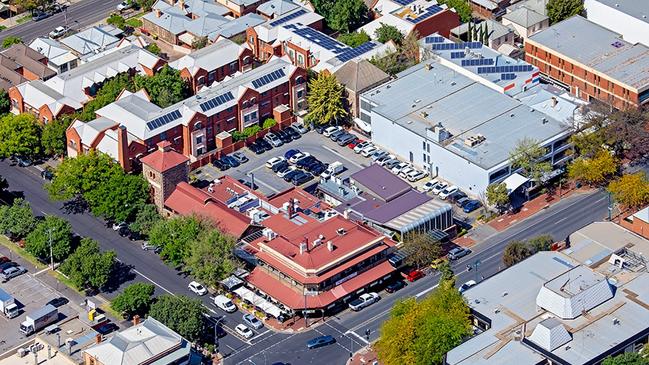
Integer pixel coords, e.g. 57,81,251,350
347,346,379,365
0,1,76,30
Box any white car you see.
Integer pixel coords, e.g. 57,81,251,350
360,145,378,157
431,182,448,195
370,150,388,161
265,156,285,169
213,295,237,313
354,141,372,153
288,152,310,164
459,280,477,293
117,1,132,10
277,165,297,178
323,126,341,137
439,185,459,200
188,281,207,296
48,26,69,39
391,162,410,174
407,170,426,182
422,179,439,192
235,324,254,339
398,166,415,178
348,292,380,311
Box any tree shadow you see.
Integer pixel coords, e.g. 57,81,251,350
61,196,89,215
102,261,136,294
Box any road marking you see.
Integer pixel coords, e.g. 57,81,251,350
345,330,370,345
234,332,298,362
250,329,270,342
114,259,175,296
322,145,364,169
33,267,50,276
415,284,439,298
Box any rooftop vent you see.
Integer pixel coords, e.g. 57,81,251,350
464,134,486,147
420,111,428,118
327,240,334,251
337,228,347,236
262,228,276,240
299,242,307,254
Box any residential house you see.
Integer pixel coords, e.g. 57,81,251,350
468,0,510,18
59,25,122,62
501,6,549,41
28,37,80,74
332,59,389,121
255,0,300,20
0,44,56,91
449,19,516,51
215,0,265,17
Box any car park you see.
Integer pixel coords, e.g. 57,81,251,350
222,155,240,168
232,151,249,164
235,324,254,339
323,126,341,137
329,129,346,142
349,292,380,311
463,200,481,213
212,159,230,171
459,280,477,293
439,185,459,200
272,160,289,173
291,171,313,185
243,313,264,329
213,295,237,313
275,130,293,144
307,335,336,349
95,322,119,335
117,0,132,10
296,156,318,168
277,165,297,178
431,182,448,195
48,26,69,39
257,138,273,151
360,145,378,157
385,280,406,293
0,262,17,272
354,141,371,153
266,157,285,169
284,149,300,159
448,247,471,260
403,268,424,282
289,152,310,164
1,266,26,282
188,281,208,296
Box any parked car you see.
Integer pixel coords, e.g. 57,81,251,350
0,256,10,264
448,247,471,260
370,150,388,162
296,156,317,168
48,26,69,39
266,156,285,169
391,162,410,174
384,159,401,170
329,129,346,142
284,149,300,159
403,268,424,282
212,159,229,171
14,156,33,167
407,170,426,182
431,182,448,195
289,152,310,164
95,322,119,335
360,146,378,157
422,180,439,192
463,200,481,213
337,133,356,146
112,222,127,231
291,171,313,185
348,138,363,149
41,169,54,180
235,324,254,339
323,126,341,137
275,129,292,144
315,124,328,134
456,197,470,208
448,191,468,204
385,280,406,293
116,0,132,10
353,141,371,153
376,155,394,166
257,138,273,151
232,151,249,164
32,11,50,21
307,335,336,349
242,313,264,330
277,165,297,178
188,281,208,296
221,155,240,168
398,166,415,179
1,266,26,281
285,126,301,139
283,169,302,182
439,185,459,200
430,257,448,270
459,280,477,293
248,142,263,155
213,295,237,313
349,292,380,311
308,162,327,175
272,160,289,173
294,124,309,134
0,262,16,272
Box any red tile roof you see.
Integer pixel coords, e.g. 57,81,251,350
246,261,395,310
164,182,251,238
267,187,330,213
140,141,188,173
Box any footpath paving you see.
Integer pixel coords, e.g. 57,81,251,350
348,346,379,365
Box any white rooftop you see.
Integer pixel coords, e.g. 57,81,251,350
29,37,79,67
170,38,247,76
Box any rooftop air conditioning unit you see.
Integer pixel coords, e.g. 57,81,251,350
262,228,276,240
337,228,347,236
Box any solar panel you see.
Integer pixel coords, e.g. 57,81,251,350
461,58,494,66
289,26,348,53
198,91,235,113
425,36,444,44
269,9,307,27
393,0,415,5
249,69,287,91
146,109,183,130
501,73,517,80
450,51,465,59
336,41,379,62
407,5,443,24
477,64,534,74
431,41,482,51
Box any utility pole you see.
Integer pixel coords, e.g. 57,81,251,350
608,192,613,221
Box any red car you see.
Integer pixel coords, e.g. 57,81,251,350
0,256,10,264
402,268,425,282
348,138,363,149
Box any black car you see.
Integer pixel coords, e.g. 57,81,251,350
248,142,263,155
292,171,313,185
307,335,336,349
286,126,301,140
283,169,302,182
94,322,119,335
257,139,273,151
118,226,131,238
47,297,69,308
309,163,327,175
272,160,289,173
337,133,357,146
41,169,54,180
223,155,241,168
296,156,317,168
315,124,328,134
304,161,324,173
14,156,33,167
276,130,293,144
385,280,406,293
212,159,230,171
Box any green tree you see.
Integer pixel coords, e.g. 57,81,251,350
0,198,37,240
46,150,122,201
84,173,149,222
184,229,237,288
305,72,347,126
370,31,419,76
547,0,584,24
59,237,115,289
502,240,532,267
509,138,552,182
149,216,203,266
145,43,161,55
402,233,442,269
107,14,126,30
602,352,648,365
313,0,367,33
338,31,370,47
262,118,277,129
2,36,21,48
438,261,455,286
25,215,72,263
0,113,42,158
134,65,189,108
41,117,72,156
437,0,472,22
528,234,554,253
149,295,206,341
568,149,617,186
134,0,154,11
0,89,10,115
191,36,208,49
375,24,404,45
129,204,161,236
111,282,155,318
608,173,649,209
485,183,509,212
78,73,134,121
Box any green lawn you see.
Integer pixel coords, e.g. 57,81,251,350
16,15,31,24
126,18,142,28
0,235,47,269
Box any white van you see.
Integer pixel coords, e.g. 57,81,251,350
213,295,237,313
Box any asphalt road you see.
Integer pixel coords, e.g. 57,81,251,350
0,0,122,43
0,159,609,364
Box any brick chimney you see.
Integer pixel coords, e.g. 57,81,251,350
133,314,141,325
117,125,131,172
154,8,162,17
95,334,102,344
158,140,172,152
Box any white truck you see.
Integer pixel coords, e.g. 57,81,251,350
20,304,58,335
320,161,344,179
0,288,19,318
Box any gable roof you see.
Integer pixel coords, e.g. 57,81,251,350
256,0,299,17
60,26,120,58
503,6,548,27
334,59,389,93
140,141,189,172
29,37,79,68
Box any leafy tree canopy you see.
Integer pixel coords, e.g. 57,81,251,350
338,31,370,47
313,0,368,33
502,240,531,268
567,149,617,186
0,113,42,158
547,0,584,24
78,73,134,122
41,116,73,157
46,150,122,201
0,198,37,240
112,282,155,318
60,237,115,289
134,65,190,108
129,204,161,236
602,352,648,365
370,31,419,76
149,295,206,341
438,0,472,22
145,43,161,55
2,36,21,48
305,72,347,126
107,14,126,30
262,118,277,129
84,172,149,222
184,229,237,288
485,183,509,211
608,173,649,209
25,215,73,263
191,36,208,49
0,89,10,115
509,137,552,182
375,24,404,45
149,216,204,266
402,233,442,269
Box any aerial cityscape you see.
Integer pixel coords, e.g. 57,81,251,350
0,0,647,364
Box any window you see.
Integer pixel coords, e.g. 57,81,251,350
197,147,204,155
297,89,304,98
60,63,68,73
194,122,203,130
69,59,77,69
229,61,237,72
297,54,304,66
360,112,371,123
243,111,258,124
197,76,205,85
160,131,167,140
422,141,426,149
196,136,203,144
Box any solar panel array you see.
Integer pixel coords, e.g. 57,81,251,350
461,58,494,67
406,5,443,23
393,0,416,6
450,51,465,59
146,110,182,131
251,69,286,89
198,92,235,113
431,41,482,50
336,42,378,62
269,9,307,27
424,36,444,44
284,24,348,54
476,64,534,74
501,73,517,81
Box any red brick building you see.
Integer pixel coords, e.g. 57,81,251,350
525,16,649,109
620,206,649,240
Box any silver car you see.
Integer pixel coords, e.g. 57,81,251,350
264,133,283,147
1,266,26,282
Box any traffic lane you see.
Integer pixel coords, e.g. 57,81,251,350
0,0,122,43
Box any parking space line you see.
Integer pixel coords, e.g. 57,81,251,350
345,330,370,345
321,145,364,169
33,267,50,276
250,329,270,342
